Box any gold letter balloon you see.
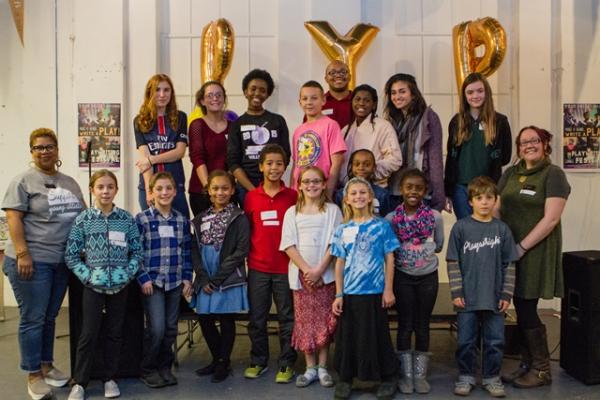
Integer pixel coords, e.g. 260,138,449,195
190,18,235,126
304,21,379,89
452,17,506,92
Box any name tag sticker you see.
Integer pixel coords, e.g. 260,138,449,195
260,210,277,220
263,220,280,226
520,189,536,196
200,222,211,232
158,225,175,238
241,125,256,131
322,108,334,116
203,214,216,221
108,231,126,247
342,226,359,244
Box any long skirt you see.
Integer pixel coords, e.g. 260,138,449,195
291,279,337,353
334,294,398,382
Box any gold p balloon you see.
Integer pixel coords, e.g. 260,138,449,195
304,21,379,89
452,17,506,92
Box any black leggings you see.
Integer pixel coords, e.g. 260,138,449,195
513,297,542,329
198,314,236,362
393,270,439,352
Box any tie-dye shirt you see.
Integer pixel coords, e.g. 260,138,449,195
330,217,400,295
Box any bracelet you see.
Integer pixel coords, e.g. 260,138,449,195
16,250,29,259
518,242,529,252
335,293,343,298
147,156,153,166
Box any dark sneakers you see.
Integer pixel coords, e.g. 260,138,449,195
195,361,217,376
159,369,178,386
211,360,232,383
140,371,167,388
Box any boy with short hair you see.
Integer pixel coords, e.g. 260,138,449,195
446,176,518,398
291,80,347,199
243,144,298,383
227,69,291,205
135,172,193,388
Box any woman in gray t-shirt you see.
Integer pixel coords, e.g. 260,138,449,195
2,128,85,400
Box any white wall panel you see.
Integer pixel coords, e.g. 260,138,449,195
423,0,453,35
221,0,250,34
394,0,422,34
250,0,277,34
422,36,453,94
168,38,192,95
190,0,220,35
168,0,191,35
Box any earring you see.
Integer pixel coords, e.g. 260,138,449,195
56,159,63,168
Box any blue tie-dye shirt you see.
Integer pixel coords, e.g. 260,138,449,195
331,217,400,295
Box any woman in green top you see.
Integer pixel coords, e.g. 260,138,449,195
494,126,570,389
444,72,512,219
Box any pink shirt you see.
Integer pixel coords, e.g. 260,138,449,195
291,116,347,189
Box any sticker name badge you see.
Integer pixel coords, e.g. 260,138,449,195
261,210,278,226
108,231,127,247
158,225,175,238
200,222,211,231
342,226,359,245
322,108,334,116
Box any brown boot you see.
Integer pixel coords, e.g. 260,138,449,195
502,334,531,383
513,325,552,388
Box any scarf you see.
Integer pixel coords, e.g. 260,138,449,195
391,203,435,245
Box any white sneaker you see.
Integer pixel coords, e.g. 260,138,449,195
43,367,70,387
104,380,120,398
68,384,85,400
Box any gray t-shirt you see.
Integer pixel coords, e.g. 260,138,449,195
2,168,85,263
446,217,517,312
385,209,444,276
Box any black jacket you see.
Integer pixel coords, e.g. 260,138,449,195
191,206,249,293
444,112,512,194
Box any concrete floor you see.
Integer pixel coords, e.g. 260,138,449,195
0,307,599,400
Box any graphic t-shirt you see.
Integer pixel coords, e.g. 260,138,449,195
227,111,291,186
330,217,400,295
2,168,85,263
446,217,518,311
291,116,347,189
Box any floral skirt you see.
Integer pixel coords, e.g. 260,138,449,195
291,279,337,353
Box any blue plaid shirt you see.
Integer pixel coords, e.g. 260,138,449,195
135,207,192,291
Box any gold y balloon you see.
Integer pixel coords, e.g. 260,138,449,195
9,0,24,46
304,21,379,89
200,18,235,84
452,17,506,92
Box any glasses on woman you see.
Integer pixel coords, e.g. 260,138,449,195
300,178,323,185
518,138,542,147
31,144,57,153
205,92,224,100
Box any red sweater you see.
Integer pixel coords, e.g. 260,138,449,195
243,182,297,274
188,118,229,194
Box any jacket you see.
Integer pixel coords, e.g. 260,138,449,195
191,206,250,293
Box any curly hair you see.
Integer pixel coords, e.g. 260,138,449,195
135,74,180,133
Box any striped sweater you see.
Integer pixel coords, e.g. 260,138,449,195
65,206,142,294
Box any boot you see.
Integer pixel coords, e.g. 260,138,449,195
211,359,232,383
413,351,431,394
502,338,531,383
397,351,414,394
513,325,552,388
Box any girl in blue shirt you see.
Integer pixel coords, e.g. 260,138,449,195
330,177,400,400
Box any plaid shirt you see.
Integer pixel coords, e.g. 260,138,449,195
135,207,192,291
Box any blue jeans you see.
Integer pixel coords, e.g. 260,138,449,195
3,256,69,372
141,285,182,374
138,187,190,219
452,184,472,220
456,310,505,382
235,183,249,208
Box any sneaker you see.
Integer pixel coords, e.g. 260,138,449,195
27,377,52,400
159,369,178,386
43,367,69,387
244,364,268,379
295,367,318,388
211,360,232,383
334,381,352,400
317,367,334,387
140,372,166,388
67,384,85,400
483,381,506,398
454,381,473,396
195,361,217,376
275,366,295,383
104,380,120,398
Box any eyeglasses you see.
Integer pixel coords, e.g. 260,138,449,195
301,178,323,185
518,138,542,147
205,92,224,100
327,69,349,77
31,144,57,153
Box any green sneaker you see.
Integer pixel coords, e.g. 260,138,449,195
275,366,295,383
244,364,268,379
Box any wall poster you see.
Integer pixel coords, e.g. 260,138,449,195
563,103,600,171
78,103,121,168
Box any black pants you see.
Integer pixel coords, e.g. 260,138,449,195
73,285,129,387
393,270,438,352
189,192,211,217
199,314,236,362
513,297,542,329
247,269,296,368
